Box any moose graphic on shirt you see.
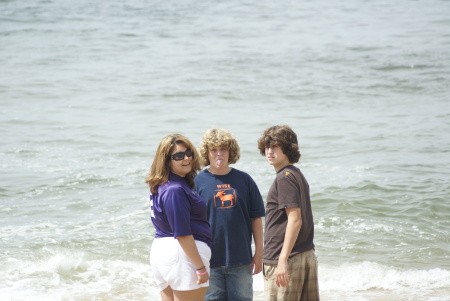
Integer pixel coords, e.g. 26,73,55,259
214,186,236,209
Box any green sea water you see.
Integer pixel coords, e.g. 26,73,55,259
1,0,449,300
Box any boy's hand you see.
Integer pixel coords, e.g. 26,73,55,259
275,258,289,287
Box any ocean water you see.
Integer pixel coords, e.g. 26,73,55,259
1,0,450,300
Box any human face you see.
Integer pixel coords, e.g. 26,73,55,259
169,144,192,177
265,145,290,171
208,146,229,172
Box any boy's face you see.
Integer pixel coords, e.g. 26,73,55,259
265,145,289,170
208,145,229,169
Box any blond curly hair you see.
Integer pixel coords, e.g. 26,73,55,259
198,129,240,167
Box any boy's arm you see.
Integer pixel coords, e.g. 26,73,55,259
251,217,263,275
275,207,302,287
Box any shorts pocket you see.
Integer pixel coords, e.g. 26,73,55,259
263,263,275,281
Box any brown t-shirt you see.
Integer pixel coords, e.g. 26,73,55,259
263,164,315,264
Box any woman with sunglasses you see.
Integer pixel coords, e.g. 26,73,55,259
146,134,212,301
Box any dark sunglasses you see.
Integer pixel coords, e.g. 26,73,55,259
170,149,193,161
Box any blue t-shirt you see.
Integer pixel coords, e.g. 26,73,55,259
150,173,212,247
194,168,265,267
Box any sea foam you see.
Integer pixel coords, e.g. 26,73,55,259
320,261,450,292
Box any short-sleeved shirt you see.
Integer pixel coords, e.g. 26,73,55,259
263,165,315,264
194,168,265,268
150,173,212,247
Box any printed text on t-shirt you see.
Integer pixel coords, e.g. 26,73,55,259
216,184,231,189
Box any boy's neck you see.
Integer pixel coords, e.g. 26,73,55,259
274,162,291,173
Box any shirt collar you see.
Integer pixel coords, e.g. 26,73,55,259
169,172,185,182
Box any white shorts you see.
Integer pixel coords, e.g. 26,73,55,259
150,237,211,291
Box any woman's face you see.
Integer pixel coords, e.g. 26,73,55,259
169,143,193,177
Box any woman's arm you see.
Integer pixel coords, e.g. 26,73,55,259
176,235,209,284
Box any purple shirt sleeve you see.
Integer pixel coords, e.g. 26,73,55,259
163,186,193,238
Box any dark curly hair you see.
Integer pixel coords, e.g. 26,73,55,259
257,125,301,163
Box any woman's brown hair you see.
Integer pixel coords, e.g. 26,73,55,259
146,134,201,194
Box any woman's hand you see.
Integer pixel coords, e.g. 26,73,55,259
196,267,209,285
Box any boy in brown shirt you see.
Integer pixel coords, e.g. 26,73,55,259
257,125,319,301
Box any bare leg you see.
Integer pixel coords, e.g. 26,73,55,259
173,287,207,301
160,286,174,301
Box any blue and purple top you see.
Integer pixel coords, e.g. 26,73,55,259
150,173,212,247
